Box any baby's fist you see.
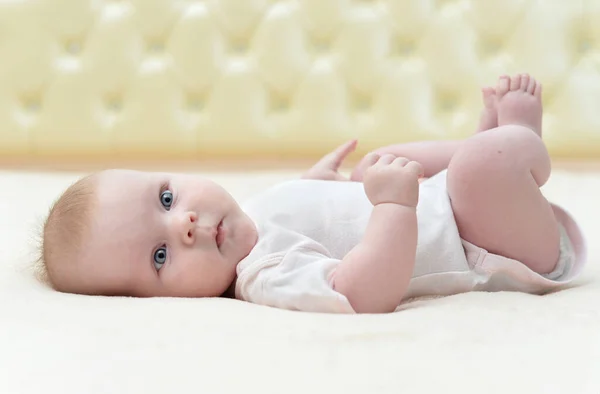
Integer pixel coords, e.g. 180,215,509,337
363,153,424,208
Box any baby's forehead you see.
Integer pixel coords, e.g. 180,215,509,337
95,169,167,196
85,171,157,251
92,170,160,227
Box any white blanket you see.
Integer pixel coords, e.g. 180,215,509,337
1,168,598,394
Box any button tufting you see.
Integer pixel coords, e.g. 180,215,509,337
311,37,330,54
230,39,249,54
270,92,290,112
105,96,122,113
479,39,502,58
186,95,204,112
437,93,458,112
147,40,165,54
579,39,592,54
353,94,372,111
0,0,597,159
394,39,415,56
65,40,82,55
22,97,41,113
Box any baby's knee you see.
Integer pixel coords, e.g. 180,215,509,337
448,137,507,180
448,125,550,188
449,129,520,183
460,125,543,162
479,125,550,184
491,124,544,151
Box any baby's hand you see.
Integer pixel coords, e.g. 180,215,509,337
363,153,424,207
302,139,357,181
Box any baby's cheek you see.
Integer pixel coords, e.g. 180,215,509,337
177,251,230,282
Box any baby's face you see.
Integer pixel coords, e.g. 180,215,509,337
77,169,257,298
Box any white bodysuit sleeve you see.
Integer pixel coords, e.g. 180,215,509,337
235,244,356,314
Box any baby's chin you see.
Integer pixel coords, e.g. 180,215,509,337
232,213,258,260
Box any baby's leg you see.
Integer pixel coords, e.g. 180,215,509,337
350,140,461,180
446,74,560,274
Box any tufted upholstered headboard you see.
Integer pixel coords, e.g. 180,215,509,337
0,0,599,165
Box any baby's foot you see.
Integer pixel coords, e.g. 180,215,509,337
496,73,543,137
476,86,497,132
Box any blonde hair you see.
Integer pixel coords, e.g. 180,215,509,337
36,174,97,292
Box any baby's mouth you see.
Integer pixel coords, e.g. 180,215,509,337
216,219,225,248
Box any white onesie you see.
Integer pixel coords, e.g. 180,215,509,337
235,170,586,313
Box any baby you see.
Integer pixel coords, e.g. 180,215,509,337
39,74,586,313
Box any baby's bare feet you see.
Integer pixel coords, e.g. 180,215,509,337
496,73,543,137
476,86,497,132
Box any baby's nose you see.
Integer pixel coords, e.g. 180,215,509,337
176,211,198,246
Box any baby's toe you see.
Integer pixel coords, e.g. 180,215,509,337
534,81,543,98
520,74,530,91
496,75,510,97
481,86,496,107
510,74,522,91
527,78,537,95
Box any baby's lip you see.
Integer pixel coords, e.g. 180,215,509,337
216,219,225,248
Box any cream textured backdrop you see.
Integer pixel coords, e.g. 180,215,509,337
1,0,600,161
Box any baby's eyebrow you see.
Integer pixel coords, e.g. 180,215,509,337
153,176,171,196
142,178,163,204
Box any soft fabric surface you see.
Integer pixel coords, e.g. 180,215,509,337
1,167,599,394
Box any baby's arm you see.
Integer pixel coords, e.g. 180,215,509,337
351,140,462,180
332,154,423,313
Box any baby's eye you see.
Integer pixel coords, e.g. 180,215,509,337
153,247,167,270
160,190,173,210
